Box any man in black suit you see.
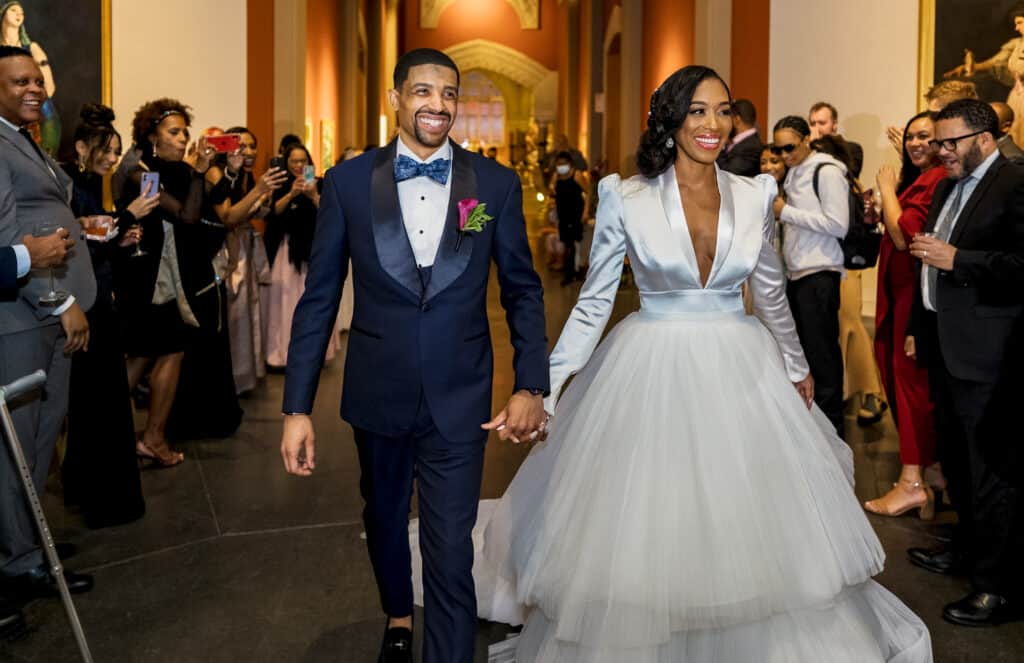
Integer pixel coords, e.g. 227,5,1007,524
809,101,863,178
906,99,1024,626
716,98,763,177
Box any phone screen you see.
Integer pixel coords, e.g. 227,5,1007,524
303,165,316,183
141,172,160,198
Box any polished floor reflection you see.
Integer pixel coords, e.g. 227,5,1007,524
3,192,1023,663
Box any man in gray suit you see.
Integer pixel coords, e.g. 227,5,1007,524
0,46,95,601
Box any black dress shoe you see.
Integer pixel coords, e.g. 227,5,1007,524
378,625,413,663
6,564,94,602
907,545,963,575
943,592,1016,626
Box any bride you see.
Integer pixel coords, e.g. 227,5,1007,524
413,65,932,662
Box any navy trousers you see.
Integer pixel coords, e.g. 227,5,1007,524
354,396,486,663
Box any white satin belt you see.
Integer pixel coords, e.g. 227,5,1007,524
639,289,744,318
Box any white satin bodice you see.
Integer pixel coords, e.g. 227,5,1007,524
546,167,811,411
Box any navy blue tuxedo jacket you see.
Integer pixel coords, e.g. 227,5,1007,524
283,139,549,442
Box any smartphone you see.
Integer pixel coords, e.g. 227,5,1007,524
303,164,316,183
206,133,241,153
269,155,286,172
140,171,160,198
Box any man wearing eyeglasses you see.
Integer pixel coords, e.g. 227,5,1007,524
906,98,1024,627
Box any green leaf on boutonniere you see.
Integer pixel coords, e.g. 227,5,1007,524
463,203,493,233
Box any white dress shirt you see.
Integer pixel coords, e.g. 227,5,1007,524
0,114,74,315
922,148,1000,312
396,137,453,268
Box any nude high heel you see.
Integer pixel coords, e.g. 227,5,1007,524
864,479,934,520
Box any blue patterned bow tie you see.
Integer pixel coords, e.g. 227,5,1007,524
394,154,450,185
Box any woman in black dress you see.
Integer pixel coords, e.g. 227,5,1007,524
113,98,220,466
62,103,156,527
549,151,588,285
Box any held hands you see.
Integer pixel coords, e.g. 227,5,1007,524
909,234,957,272
22,229,72,269
60,302,89,353
482,390,548,444
281,414,316,476
793,374,814,409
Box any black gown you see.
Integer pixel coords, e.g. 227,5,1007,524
61,164,145,529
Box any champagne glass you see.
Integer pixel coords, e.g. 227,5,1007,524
34,220,69,306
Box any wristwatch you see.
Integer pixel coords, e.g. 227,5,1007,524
525,388,545,396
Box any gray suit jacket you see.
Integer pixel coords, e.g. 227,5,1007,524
0,121,96,336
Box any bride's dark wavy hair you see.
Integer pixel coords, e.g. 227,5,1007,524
636,65,732,179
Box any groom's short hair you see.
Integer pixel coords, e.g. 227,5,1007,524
393,48,460,89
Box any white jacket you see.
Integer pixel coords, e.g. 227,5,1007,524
779,151,849,279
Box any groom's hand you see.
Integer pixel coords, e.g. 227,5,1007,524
281,414,317,476
482,390,547,444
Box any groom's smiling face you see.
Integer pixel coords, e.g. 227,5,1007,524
389,64,459,158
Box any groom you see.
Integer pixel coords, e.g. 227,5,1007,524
280,49,549,662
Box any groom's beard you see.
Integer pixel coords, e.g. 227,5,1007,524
413,109,453,148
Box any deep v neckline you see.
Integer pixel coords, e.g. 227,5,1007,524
660,166,735,291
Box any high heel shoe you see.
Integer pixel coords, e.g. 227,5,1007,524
136,439,184,468
864,479,934,520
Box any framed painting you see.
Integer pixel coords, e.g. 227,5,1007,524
919,0,1024,108
320,119,335,172
0,0,111,160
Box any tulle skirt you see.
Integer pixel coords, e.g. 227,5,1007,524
415,308,931,662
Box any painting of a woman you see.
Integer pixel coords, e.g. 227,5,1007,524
1,0,60,154
944,5,1024,146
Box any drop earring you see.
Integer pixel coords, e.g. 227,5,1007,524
665,137,675,149
77,159,86,173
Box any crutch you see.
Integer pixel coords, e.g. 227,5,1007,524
0,369,93,662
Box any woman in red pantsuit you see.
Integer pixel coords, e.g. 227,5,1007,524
865,110,945,518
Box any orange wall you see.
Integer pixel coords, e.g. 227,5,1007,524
306,0,340,171
247,0,275,171
402,0,559,71
576,0,592,156
730,0,770,136
642,0,696,129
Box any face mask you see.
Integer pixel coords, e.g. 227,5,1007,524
556,164,571,175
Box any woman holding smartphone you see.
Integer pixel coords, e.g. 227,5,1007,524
61,104,158,526
113,98,218,467
262,143,343,367
206,126,287,394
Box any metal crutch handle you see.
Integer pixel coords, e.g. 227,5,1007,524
0,371,93,662
0,369,46,403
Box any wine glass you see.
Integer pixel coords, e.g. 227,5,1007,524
130,224,147,258
34,220,69,306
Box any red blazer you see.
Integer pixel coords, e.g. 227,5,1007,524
875,166,946,333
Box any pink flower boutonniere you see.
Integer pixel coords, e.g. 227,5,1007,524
455,198,493,251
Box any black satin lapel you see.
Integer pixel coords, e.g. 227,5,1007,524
371,140,422,299
425,142,475,302
949,157,1004,246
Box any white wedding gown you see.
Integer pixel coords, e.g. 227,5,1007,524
411,168,932,662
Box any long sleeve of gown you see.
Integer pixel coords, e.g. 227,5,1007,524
750,175,811,382
545,174,627,412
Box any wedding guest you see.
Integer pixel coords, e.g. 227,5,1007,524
113,98,218,467
717,99,763,177
772,115,848,437
760,144,787,253
809,133,889,427
809,101,863,178
262,143,342,367
549,151,588,286
61,104,156,527
906,99,1024,626
887,81,979,155
209,126,286,394
865,111,944,519
990,101,1024,163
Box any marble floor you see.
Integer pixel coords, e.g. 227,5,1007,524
2,192,1023,663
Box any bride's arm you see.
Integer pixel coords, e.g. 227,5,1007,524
545,174,627,413
749,175,811,383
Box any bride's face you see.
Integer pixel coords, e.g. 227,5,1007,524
672,78,733,166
